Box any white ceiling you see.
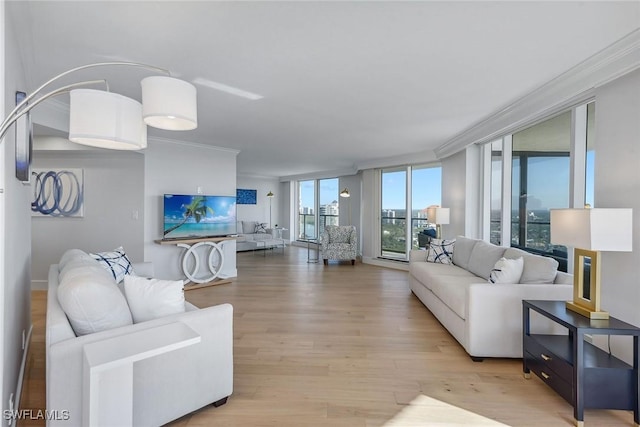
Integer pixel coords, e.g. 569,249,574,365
7,1,640,178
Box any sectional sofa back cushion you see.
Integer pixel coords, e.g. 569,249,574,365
57,250,133,336
240,221,258,234
504,247,558,284
466,240,507,280
452,236,479,270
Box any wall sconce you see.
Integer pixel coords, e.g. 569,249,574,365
550,207,633,319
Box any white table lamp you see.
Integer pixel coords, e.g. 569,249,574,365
426,206,450,239
550,208,633,319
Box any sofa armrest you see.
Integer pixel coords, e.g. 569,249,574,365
409,249,428,263
132,262,154,278
465,283,573,358
47,304,233,426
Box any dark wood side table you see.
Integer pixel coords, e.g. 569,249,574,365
523,300,640,427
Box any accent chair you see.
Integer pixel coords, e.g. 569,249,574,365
320,225,357,265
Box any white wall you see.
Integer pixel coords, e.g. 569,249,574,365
441,149,466,239
31,142,145,288
280,181,292,241
593,69,640,365
441,145,482,240
361,169,380,262
2,7,33,417
236,175,280,230
144,139,238,280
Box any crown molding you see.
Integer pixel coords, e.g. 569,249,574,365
436,29,640,159
237,172,281,181
278,166,358,183
354,149,438,172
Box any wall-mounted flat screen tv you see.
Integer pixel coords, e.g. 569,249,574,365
163,194,237,239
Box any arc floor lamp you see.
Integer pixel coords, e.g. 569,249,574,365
0,61,198,152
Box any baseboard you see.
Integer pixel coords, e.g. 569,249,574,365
30,280,47,291
362,257,409,271
12,324,33,427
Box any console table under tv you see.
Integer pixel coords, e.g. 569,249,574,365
155,236,237,290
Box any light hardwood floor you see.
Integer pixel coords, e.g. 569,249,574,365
20,246,635,426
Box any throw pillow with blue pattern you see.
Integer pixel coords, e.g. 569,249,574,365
427,239,455,264
90,246,135,283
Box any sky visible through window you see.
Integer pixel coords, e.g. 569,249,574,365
492,152,594,209
383,167,442,210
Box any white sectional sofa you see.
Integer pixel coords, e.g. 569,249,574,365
236,220,283,251
46,249,233,426
409,236,573,359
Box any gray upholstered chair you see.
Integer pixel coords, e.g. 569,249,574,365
319,225,357,265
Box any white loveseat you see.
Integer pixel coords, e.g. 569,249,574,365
409,236,573,359
46,249,233,426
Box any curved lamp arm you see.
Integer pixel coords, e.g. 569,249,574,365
0,62,170,142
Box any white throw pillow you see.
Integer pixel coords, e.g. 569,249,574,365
90,246,135,283
124,276,186,323
57,272,133,336
489,257,524,284
427,239,455,264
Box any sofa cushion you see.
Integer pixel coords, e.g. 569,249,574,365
124,276,186,323
504,248,558,284
58,249,92,271
57,272,133,336
427,239,455,264
489,257,524,284
59,262,113,284
467,240,507,280
410,262,477,291
452,236,479,270
254,222,268,233
90,246,135,283
429,276,481,320
241,221,258,234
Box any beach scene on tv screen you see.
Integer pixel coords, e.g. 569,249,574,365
163,194,236,239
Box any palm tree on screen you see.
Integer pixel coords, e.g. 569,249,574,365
163,196,214,236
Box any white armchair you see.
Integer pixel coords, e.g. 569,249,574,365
46,257,233,426
319,225,357,265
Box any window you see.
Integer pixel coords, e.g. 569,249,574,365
512,112,570,258
297,178,340,241
298,180,316,240
411,166,442,249
483,102,595,272
381,165,441,260
381,168,407,258
489,139,503,245
585,102,595,207
319,178,339,230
